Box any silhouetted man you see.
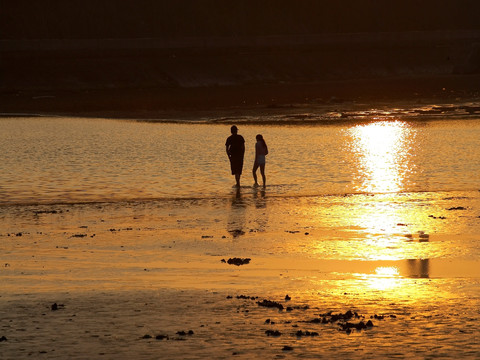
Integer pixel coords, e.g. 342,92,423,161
225,125,245,187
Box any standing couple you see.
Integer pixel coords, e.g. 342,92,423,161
225,125,268,188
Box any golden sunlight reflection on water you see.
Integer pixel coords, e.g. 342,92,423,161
347,121,415,194
338,121,444,263
367,266,402,291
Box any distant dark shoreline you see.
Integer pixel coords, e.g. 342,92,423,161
2,29,479,119
1,73,479,120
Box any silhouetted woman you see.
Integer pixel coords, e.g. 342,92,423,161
253,134,268,187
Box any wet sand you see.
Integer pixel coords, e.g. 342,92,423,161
1,191,479,358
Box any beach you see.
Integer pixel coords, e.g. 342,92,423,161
2,2,480,357
1,115,480,359
1,192,480,359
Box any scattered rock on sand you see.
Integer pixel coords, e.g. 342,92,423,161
155,334,169,340
229,229,245,237
236,295,257,300
257,299,284,311
265,330,282,336
282,346,294,351
429,215,446,219
339,320,374,332
225,258,251,266
176,330,194,336
51,303,64,311
34,210,60,215
0,336,7,342
447,206,466,210
295,330,319,337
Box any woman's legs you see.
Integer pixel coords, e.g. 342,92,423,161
252,162,259,185
260,164,266,187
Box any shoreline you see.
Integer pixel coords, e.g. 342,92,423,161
2,75,480,121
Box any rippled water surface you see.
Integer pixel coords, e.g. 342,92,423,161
1,117,479,205
1,115,479,359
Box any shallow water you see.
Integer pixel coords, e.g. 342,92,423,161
1,116,480,205
1,115,479,359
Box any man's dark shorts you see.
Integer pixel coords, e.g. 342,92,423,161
230,155,244,175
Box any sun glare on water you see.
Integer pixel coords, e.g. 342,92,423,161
348,121,415,194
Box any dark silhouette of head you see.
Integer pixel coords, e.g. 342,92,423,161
256,134,263,141
231,125,238,135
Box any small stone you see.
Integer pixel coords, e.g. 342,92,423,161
282,346,294,351
0,336,7,342
51,303,58,311
155,334,168,340
285,294,291,301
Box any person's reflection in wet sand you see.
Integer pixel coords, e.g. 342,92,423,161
252,187,268,232
406,259,430,278
253,187,266,209
227,187,246,237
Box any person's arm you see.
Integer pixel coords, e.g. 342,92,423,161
226,143,231,158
